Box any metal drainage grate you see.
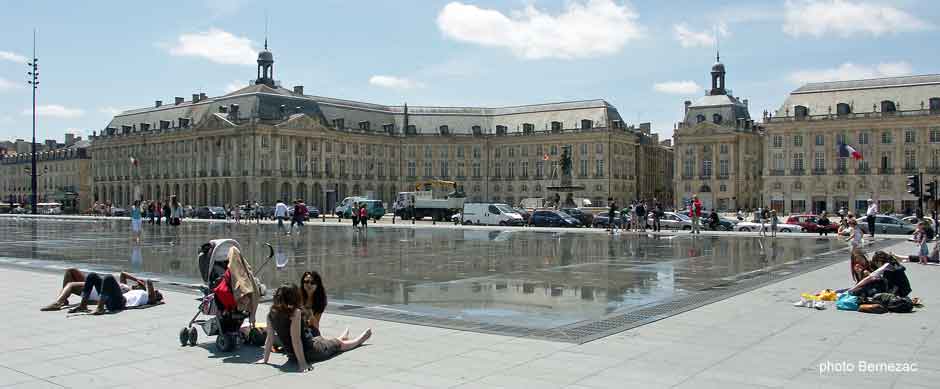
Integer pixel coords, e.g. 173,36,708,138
332,239,899,344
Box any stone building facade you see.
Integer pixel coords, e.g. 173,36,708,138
673,58,764,211
0,140,93,211
89,47,671,211
763,74,940,215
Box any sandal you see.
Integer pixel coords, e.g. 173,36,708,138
40,302,65,312
67,306,89,314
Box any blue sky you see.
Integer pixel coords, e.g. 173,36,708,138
1,0,938,143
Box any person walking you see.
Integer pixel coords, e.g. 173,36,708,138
689,195,702,234
912,221,929,263
607,198,617,234
652,202,663,232
163,201,172,225
233,204,241,224
274,199,289,235
169,195,182,245
758,208,768,237
154,201,162,225
770,210,779,238
866,199,878,238
130,200,143,243
289,199,307,235
147,201,156,225
636,202,647,232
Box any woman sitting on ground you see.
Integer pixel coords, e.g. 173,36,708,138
847,251,912,298
263,284,371,372
300,271,327,335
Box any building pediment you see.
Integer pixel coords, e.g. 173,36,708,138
198,113,238,130
274,113,330,132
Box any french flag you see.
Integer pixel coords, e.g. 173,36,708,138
838,143,863,160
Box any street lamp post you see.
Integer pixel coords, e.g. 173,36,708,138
27,29,39,214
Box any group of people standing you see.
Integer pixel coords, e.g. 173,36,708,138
272,199,309,236
606,198,665,233
130,196,183,243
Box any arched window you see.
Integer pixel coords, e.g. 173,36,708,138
696,114,706,124
519,124,531,134
439,125,449,135
836,103,851,116
712,113,722,124
881,100,896,113
700,184,712,193
794,105,809,119
471,125,482,135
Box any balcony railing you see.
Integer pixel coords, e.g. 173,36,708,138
902,167,918,174
879,168,895,175
834,168,847,175
928,167,940,174
769,169,784,176
768,108,940,123
717,174,729,180
791,169,805,176
857,168,871,175
812,169,826,176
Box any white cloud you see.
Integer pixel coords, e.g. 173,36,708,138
98,106,128,117
0,77,17,91
21,105,85,119
224,80,246,93
788,61,913,84
369,75,424,90
783,0,931,38
167,28,257,65
653,81,702,95
0,51,28,63
673,23,727,48
436,0,643,60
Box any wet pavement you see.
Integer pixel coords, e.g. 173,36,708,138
0,217,847,336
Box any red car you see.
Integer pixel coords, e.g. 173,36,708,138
785,214,837,233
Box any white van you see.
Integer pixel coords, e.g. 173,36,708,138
334,196,367,217
461,203,524,226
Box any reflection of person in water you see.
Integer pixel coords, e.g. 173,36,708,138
130,242,143,272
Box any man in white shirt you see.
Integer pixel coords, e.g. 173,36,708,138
866,199,878,238
65,271,162,314
274,199,289,235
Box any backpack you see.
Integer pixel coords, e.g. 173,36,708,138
871,293,914,313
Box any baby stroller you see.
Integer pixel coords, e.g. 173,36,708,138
179,239,274,351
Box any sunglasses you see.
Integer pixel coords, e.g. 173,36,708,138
303,280,315,285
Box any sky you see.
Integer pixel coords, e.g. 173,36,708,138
1,0,938,143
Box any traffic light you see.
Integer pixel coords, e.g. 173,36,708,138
926,180,939,201
907,175,921,197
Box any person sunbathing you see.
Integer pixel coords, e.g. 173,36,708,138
41,269,162,314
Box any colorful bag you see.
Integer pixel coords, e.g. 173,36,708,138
836,293,860,311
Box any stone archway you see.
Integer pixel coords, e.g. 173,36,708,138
280,182,292,203
210,182,219,205
313,182,322,207
199,182,208,205
240,181,249,205
223,181,232,206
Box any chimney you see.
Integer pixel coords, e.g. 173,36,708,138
192,94,200,103
684,100,692,115
65,133,75,145
199,92,207,101
175,97,184,105
743,99,749,107
229,104,239,119
155,100,162,108
293,85,304,95
639,122,651,134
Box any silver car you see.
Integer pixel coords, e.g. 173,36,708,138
859,215,916,235
654,211,695,230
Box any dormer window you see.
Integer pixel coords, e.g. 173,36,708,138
794,105,809,119
332,118,345,129
836,103,851,116
929,98,940,113
712,114,722,124
520,124,532,134
550,121,562,132
696,114,706,124
159,120,171,130
382,123,394,134
439,125,450,135
881,100,896,113
358,121,371,131
472,125,482,135
581,119,593,129
178,118,190,128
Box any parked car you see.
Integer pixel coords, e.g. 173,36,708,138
558,208,594,226
460,203,524,226
110,208,128,217
654,211,695,230
733,218,805,233
307,206,321,219
785,214,837,234
513,207,531,224
592,211,625,228
529,210,581,227
858,215,916,235
194,206,226,219
901,216,936,226
701,215,735,231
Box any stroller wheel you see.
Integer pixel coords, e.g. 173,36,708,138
179,328,189,346
188,327,198,346
215,334,235,352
